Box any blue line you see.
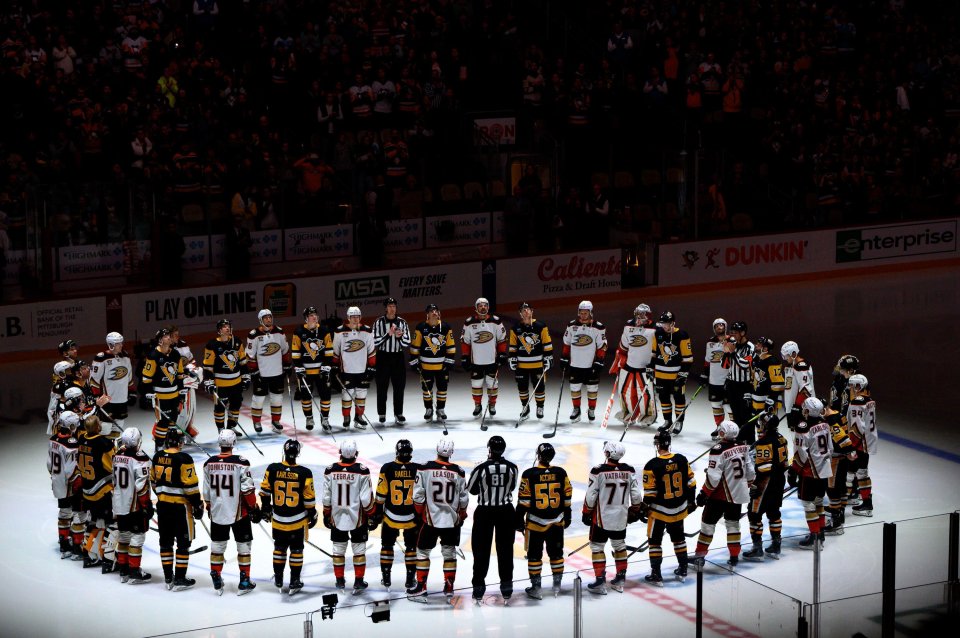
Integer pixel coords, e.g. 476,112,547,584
879,431,960,465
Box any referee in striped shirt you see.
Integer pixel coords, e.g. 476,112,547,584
722,321,756,443
467,435,519,602
373,297,411,423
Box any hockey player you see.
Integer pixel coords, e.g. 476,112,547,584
721,321,755,441
373,439,421,590
202,319,250,434
653,311,693,434
642,431,696,585
582,441,643,593
77,414,116,570
516,442,572,599
701,318,731,439
609,303,657,426
823,399,857,535
830,354,864,415
90,332,137,437
48,410,81,559
789,397,834,549
260,439,317,595
203,429,260,596
409,304,456,422
692,420,755,568
508,302,553,422
247,309,291,433
744,413,789,561
291,306,334,431
467,435,519,603
561,301,608,422
170,327,202,439
780,340,814,431
461,297,507,418
407,438,470,603
846,375,876,517
141,328,186,450
749,337,784,426
152,427,204,590
48,360,75,434
324,440,376,594
372,297,411,424
332,307,377,429
112,427,153,584
57,338,80,364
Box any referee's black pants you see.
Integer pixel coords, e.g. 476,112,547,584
726,380,755,443
375,351,407,416
471,504,515,596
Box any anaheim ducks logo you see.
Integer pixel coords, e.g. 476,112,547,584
628,334,649,347
220,351,238,370
572,334,593,347
306,340,323,359
426,334,443,354
161,362,179,383
520,333,541,354
709,350,723,363
260,342,282,356
473,330,495,344
108,366,129,380
344,339,366,353
658,342,678,363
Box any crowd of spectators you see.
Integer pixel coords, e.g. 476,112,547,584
0,1,958,254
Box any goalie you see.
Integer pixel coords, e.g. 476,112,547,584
608,304,658,426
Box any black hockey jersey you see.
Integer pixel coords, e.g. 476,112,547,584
642,453,696,523
151,448,202,508
410,321,456,372
508,320,553,370
291,324,332,375
141,347,185,400
260,461,316,532
78,432,115,503
202,336,247,389
517,464,572,532
375,460,421,529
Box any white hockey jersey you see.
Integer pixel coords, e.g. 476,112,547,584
783,357,815,409
583,461,643,531
563,320,607,369
112,448,152,515
90,351,135,403
847,397,878,455
617,319,656,370
461,315,506,365
703,337,729,385
48,433,79,499
793,419,834,479
203,453,257,525
322,461,375,530
704,441,755,504
413,459,469,529
332,324,376,374
246,327,289,377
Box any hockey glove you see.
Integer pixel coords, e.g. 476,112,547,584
307,509,318,529
508,357,518,371
144,393,156,402
581,511,593,527
240,374,251,391
461,359,471,372
562,508,572,529
543,356,552,371
366,366,377,380
127,392,139,406
765,397,776,413
260,503,273,522
409,358,421,373
846,450,858,461
143,500,155,522
699,372,709,383
192,503,204,520
294,367,306,377
787,468,799,488
320,365,332,380
560,357,570,370
695,491,708,507
749,484,762,501
323,507,333,529
248,506,262,524
627,504,646,524
515,512,527,533
592,361,604,376
203,380,215,395
687,499,698,515
497,353,508,367
457,508,468,526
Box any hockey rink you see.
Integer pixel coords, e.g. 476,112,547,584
2,262,958,638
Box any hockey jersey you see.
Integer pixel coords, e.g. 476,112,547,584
90,351,135,403
152,448,202,508
247,326,290,378
654,326,693,381
562,319,607,369
291,324,332,376
141,347,185,400
413,459,469,529
517,464,573,532
461,314,507,366
332,324,376,374
203,453,257,525
202,336,247,389
704,440,755,504
410,321,456,371
259,461,316,532
616,318,656,371
703,336,730,385
78,432,114,503
792,419,834,480
642,453,696,522
508,319,553,370
48,432,79,499
583,460,642,531
847,396,878,455
112,448,152,516
323,461,375,530
750,352,785,406
783,357,814,408
375,460,421,529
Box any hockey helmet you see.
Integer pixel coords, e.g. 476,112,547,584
283,438,301,460
58,339,79,356
475,297,490,310
257,309,273,325
718,419,740,441
487,435,506,457
339,439,358,460
425,303,439,314
436,437,455,459
730,321,748,333
757,412,779,436
72,359,89,374
395,439,413,462
848,374,869,392
653,430,672,450
603,441,625,461
165,427,184,448
106,332,124,348
120,427,142,451
217,429,237,449
216,318,232,332
154,327,172,343
346,306,362,318
578,300,594,313
383,297,398,307
801,397,825,418
58,410,81,431
63,386,85,409
302,306,319,319
780,340,799,359
659,310,676,324
518,302,532,312
536,442,556,464
54,360,74,379
837,354,860,372
755,336,774,350
712,317,727,329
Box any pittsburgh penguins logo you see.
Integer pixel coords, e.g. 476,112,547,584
306,339,323,359
628,334,649,347
161,362,179,383
520,333,541,354
572,334,593,347
753,369,768,390
108,366,129,380
473,330,495,344
658,343,678,363
261,342,282,356
426,334,443,355
220,351,238,370
344,339,366,353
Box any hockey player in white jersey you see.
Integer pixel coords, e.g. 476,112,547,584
461,297,507,417
170,327,202,438
112,427,153,584
562,301,608,422
332,307,377,429
203,429,260,595
408,438,470,603
692,420,756,568
246,309,291,433
49,410,81,559
582,441,643,593
701,318,731,438
609,303,657,425
845,375,876,517
323,439,376,594
90,332,137,437
789,397,834,548
48,360,74,434
780,340,815,430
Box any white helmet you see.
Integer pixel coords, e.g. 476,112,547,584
258,309,273,325
578,300,593,312
718,419,740,441
218,429,237,449
346,306,362,318
712,317,727,329
54,360,73,379
802,397,825,418
475,297,489,309
436,437,455,459
106,331,124,348
58,410,81,431
603,441,625,461
848,374,869,391
120,427,142,451
340,439,358,460
63,386,85,408
634,303,651,318
780,340,799,359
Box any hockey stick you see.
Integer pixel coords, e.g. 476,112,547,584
297,376,336,442
625,540,649,559
599,380,619,431
154,396,210,458
212,390,265,456
516,368,547,428
258,520,334,558
672,382,705,425
566,540,590,557
336,373,383,441
543,372,568,439
479,368,500,432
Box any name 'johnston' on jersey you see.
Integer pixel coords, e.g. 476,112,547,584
203,453,257,525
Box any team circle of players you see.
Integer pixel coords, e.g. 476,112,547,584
45,298,876,602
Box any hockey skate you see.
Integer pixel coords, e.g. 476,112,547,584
378,415,387,423
342,417,351,429
587,408,596,421
406,581,428,603
519,403,530,422
846,490,862,507
672,416,685,435
657,418,673,434
128,569,152,585
525,577,542,600
274,575,283,590
852,498,873,517
472,404,483,417
570,407,582,423
610,570,627,592
424,407,434,421
165,576,174,590
354,414,368,430
437,408,447,421
536,405,545,419
797,533,820,550
488,403,496,416
253,420,263,434
59,540,71,560
211,570,224,596
552,573,563,596
82,556,102,569
238,574,256,595
586,576,607,595
396,415,406,425
288,579,304,596
404,567,417,590
743,545,765,562
689,556,706,572
320,416,331,432
335,577,346,591
101,559,118,574
352,579,368,595
171,576,196,592
727,555,739,568
443,578,455,604
764,538,782,559
305,416,315,430
271,420,283,434
644,570,663,587
824,512,845,535
381,568,392,589
674,565,687,582
472,586,484,605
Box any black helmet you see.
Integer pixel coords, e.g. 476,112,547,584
653,430,672,450
216,318,231,331
536,442,556,464
757,412,780,435
164,427,184,448
154,327,171,343
518,302,532,311
396,439,413,462
425,303,439,313
384,297,398,307
730,321,748,333
58,339,78,355
283,439,302,460
303,306,319,318
487,435,506,457
659,311,676,324
756,336,774,350
837,354,860,372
